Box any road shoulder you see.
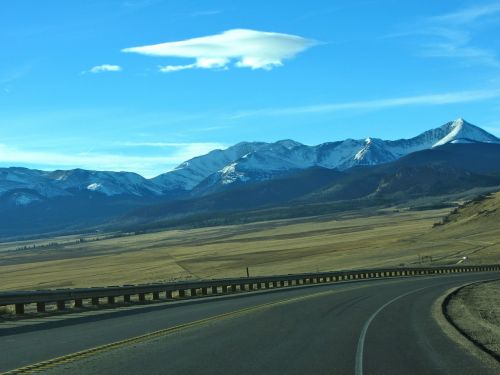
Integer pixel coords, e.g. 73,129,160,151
432,280,500,370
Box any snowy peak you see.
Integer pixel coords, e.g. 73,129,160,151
175,118,499,192
47,169,163,196
152,141,268,191
1,119,498,205
433,118,499,147
353,138,397,165
0,167,163,202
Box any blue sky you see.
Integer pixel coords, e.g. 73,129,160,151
1,0,500,177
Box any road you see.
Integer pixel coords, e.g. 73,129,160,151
1,272,498,374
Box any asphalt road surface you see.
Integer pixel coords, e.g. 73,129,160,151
1,272,498,375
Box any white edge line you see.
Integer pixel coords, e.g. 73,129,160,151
354,286,430,375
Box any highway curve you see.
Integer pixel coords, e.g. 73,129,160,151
1,272,499,375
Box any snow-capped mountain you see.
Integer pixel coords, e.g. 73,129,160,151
161,118,499,192
151,142,268,191
48,169,163,196
2,118,500,238
1,118,498,205
0,168,162,206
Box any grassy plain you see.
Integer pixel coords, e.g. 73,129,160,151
0,194,499,291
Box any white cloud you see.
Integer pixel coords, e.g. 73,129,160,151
0,142,226,178
159,64,196,72
122,29,317,72
230,89,500,118
88,64,122,73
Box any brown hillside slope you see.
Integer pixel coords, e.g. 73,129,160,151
427,192,500,264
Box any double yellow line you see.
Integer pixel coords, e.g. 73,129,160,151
2,284,370,374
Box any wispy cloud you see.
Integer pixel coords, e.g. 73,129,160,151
122,29,317,72
0,142,226,178
0,63,34,85
87,64,122,74
190,10,222,17
121,0,160,10
118,141,226,151
392,3,500,67
429,3,500,24
229,89,500,119
1,62,35,94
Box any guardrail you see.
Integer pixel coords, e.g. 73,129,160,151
1,264,499,315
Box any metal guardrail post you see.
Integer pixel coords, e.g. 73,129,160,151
2,265,498,316
57,300,66,311
15,303,24,314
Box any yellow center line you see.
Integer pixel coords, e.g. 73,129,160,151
2,283,375,374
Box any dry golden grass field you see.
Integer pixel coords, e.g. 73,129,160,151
1,193,499,291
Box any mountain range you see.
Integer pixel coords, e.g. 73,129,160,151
1,118,500,238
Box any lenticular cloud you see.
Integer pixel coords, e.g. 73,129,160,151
122,29,317,72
